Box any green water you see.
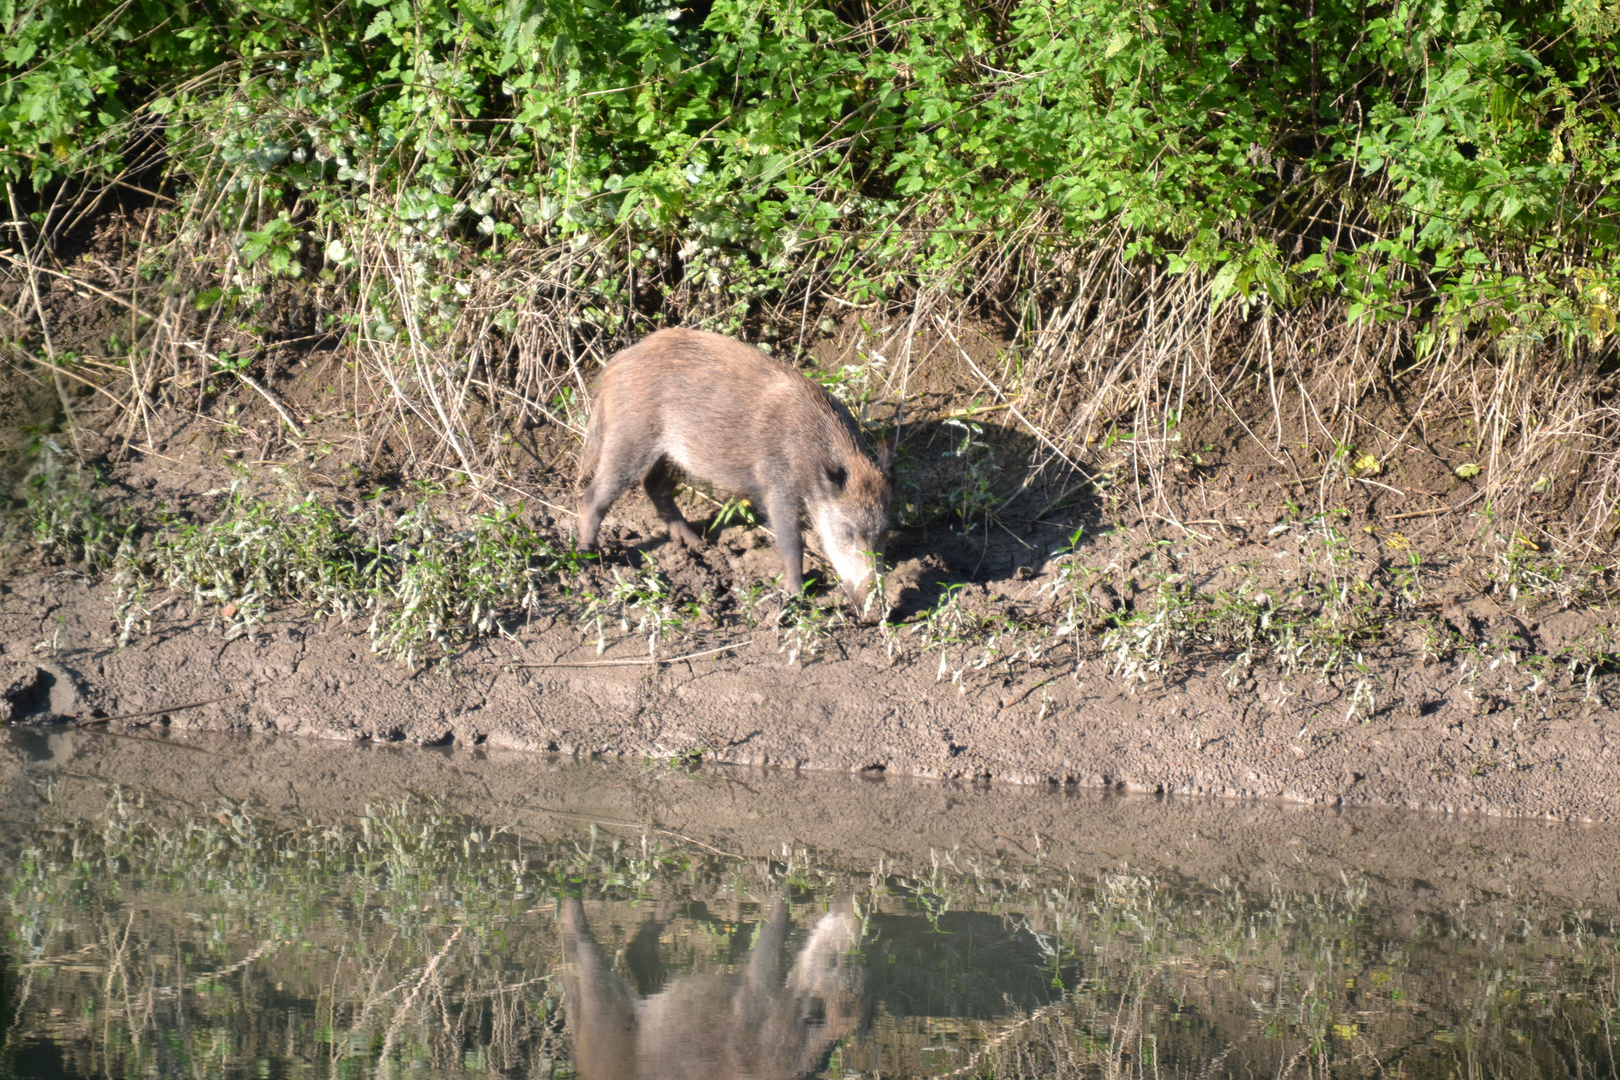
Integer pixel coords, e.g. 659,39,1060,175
1,728,1617,1079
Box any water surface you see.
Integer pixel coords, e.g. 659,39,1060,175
2,728,1617,1078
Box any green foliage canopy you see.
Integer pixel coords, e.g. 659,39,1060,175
3,0,1619,345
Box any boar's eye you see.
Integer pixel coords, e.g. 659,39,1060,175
825,464,848,489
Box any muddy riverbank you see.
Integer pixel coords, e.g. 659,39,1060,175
6,538,1618,821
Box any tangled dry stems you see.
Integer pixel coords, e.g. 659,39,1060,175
6,166,1620,553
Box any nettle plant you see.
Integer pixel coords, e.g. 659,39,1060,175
8,0,1620,345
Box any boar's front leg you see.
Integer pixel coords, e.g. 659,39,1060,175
765,489,805,594
558,898,639,1080
642,458,704,549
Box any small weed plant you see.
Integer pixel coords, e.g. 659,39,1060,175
368,502,571,667
900,583,1042,688
1039,524,1428,688
578,555,686,657
11,437,131,573
810,337,890,416
940,418,1001,533
128,484,370,639
1488,533,1619,610
775,593,836,666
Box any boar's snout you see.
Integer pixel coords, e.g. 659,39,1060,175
840,568,887,623
816,502,890,622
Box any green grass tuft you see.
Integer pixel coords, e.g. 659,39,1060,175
117,483,588,667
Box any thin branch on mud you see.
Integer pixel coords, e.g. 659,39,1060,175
75,691,242,727
233,370,306,439
1387,489,1486,522
999,677,1052,711
518,639,753,669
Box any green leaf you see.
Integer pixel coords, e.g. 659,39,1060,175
1208,260,1242,312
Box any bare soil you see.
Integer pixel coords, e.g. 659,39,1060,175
5,212,1620,823
6,557,1618,822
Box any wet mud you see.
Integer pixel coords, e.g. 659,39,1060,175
5,557,1619,822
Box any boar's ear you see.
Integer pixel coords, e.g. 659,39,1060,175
824,463,848,489
874,443,895,480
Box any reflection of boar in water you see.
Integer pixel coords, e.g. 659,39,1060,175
558,896,866,1080
577,329,893,614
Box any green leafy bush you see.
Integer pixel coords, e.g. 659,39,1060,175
5,0,1618,338
5,0,1620,546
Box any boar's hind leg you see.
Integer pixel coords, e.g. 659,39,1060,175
643,459,704,549
578,465,639,552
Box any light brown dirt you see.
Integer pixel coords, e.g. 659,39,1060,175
6,546,1619,822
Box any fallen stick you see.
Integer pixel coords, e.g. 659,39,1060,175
518,639,753,669
234,370,306,438
1385,506,1449,522
1387,489,1485,523
75,691,241,727
1352,476,1407,497
999,677,1052,711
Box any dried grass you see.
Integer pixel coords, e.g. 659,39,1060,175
5,174,1618,554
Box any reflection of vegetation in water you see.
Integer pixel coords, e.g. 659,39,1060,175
4,791,579,1078
935,872,1620,1080
2,791,1618,1079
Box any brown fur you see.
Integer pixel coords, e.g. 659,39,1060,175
558,896,866,1080
577,328,893,609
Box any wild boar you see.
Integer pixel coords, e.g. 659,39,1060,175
577,328,893,614
558,896,866,1080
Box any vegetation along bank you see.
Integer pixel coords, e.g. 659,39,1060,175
2,0,1619,817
